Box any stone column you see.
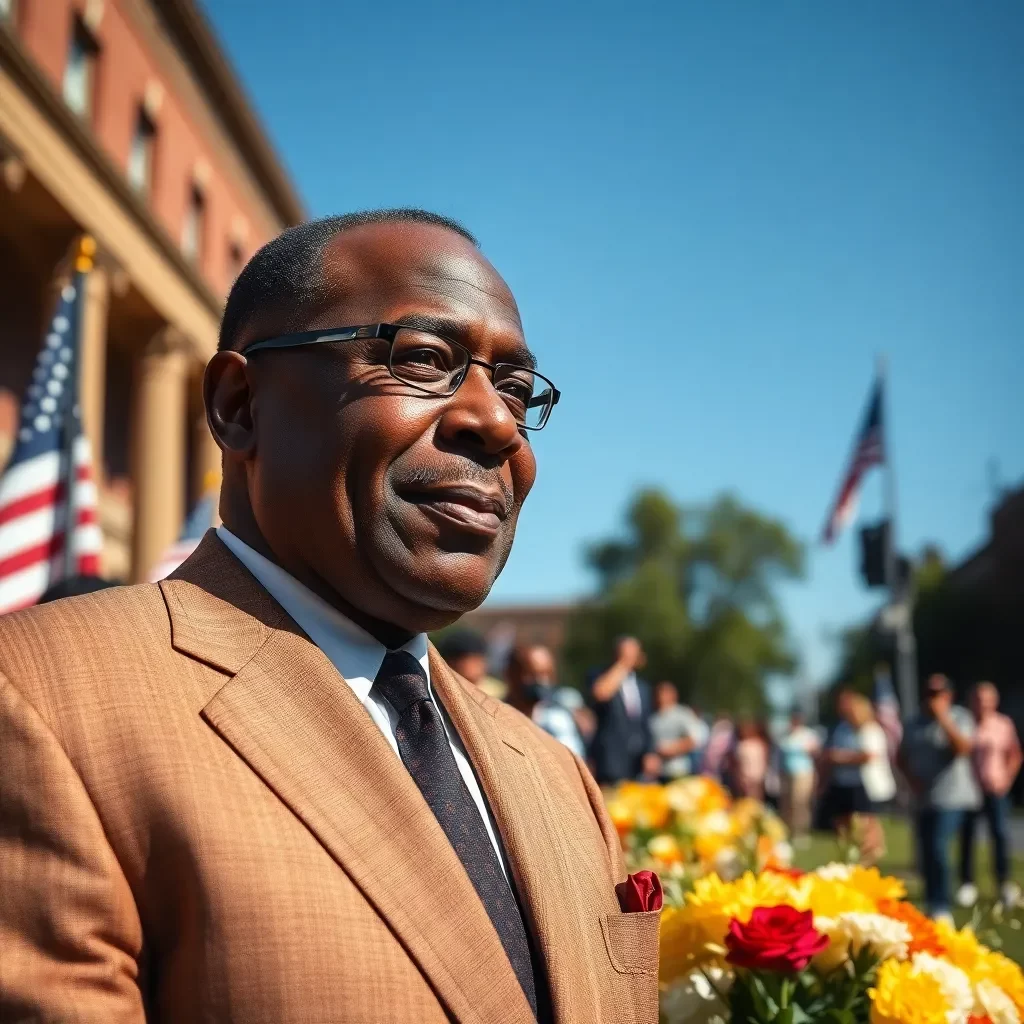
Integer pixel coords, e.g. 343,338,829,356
79,264,109,482
130,327,190,582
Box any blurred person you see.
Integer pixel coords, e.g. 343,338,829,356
957,681,1023,909
547,682,596,747
729,718,770,800
648,681,709,780
702,710,735,780
849,693,895,862
821,691,877,859
899,674,980,921
37,575,118,603
505,644,584,757
588,635,655,784
437,629,507,700
778,710,820,840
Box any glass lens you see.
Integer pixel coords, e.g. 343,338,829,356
493,364,554,429
389,327,467,393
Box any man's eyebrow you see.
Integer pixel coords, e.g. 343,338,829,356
392,313,537,369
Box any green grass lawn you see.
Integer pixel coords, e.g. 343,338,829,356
792,816,1024,964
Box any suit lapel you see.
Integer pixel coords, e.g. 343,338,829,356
430,652,610,1024
161,535,534,1024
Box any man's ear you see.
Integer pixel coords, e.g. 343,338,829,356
204,351,257,461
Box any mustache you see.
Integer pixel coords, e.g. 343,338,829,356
394,463,514,516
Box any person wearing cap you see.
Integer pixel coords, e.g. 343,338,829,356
898,673,981,921
437,629,507,701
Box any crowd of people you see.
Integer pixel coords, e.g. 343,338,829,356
439,631,1023,924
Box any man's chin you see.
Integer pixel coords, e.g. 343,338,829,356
381,550,500,627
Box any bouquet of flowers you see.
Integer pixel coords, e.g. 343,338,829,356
659,862,1024,1024
604,777,791,900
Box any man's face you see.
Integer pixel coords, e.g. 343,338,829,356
524,646,555,684
925,676,952,715
214,223,538,632
655,683,677,711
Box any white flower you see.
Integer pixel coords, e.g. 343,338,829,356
912,952,975,1024
699,810,733,835
773,840,794,866
713,848,743,881
814,862,855,881
974,979,1020,1024
812,913,911,973
661,967,734,1024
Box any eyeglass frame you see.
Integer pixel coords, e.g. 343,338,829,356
239,322,561,431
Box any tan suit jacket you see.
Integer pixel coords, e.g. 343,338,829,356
0,534,658,1023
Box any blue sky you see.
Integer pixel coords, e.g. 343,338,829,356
204,0,1023,686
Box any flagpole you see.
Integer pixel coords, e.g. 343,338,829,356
61,235,95,579
878,353,918,719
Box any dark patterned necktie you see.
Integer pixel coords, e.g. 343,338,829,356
372,651,539,1018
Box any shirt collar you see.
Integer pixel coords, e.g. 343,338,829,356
216,526,429,700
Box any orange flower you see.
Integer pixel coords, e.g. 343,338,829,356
763,864,804,880
877,899,947,957
968,1017,994,1024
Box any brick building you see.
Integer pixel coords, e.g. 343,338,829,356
0,0,302,579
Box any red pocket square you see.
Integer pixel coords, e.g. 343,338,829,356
615,870,663,913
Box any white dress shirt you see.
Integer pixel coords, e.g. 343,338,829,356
216,526,509,878
621,672,642,719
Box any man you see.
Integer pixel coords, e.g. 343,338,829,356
958,681,1023,909
439,628,508,700
588,636,656,784
648,681,708,780
505,644,584,757
778,710,820,841
899,673,981,921
0,212,658,1023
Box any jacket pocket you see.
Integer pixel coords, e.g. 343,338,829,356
600,910,660,1023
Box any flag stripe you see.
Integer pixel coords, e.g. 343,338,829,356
0,466,95,527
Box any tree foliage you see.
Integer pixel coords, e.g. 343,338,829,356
561,488,805,713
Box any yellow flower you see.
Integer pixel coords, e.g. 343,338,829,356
615,781,672,830
648,833,684,866
694,831,729,863
869,958,952,1024
790,874,877,918
935,921,986,975
843,866,907,904
975,951,1024,1019
606,799,635,836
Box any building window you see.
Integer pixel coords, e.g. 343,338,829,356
127,107,156,197
63,18,99,120
181,186,205,263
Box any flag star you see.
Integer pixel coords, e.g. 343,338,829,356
28,386,41,399
53,316,69,332
60,348,72,362
47,380,62,396
61,286,76,302
53,364,69,380
34,414,50,431
19,428,33,442
46,334,61,348
40,397,57,414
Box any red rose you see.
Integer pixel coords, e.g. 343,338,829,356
615,870,663,913
725,905,828,973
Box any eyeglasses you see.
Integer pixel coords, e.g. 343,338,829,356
241,323,560,431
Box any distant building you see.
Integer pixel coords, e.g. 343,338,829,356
0,0,302,579
460,602,576,663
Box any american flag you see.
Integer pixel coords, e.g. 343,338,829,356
873,663,904,757
0,260,102,613
820,377,885,544
147,486,218,581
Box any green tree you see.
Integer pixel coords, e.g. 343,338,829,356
561,488,805,713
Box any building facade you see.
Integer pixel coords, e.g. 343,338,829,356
0,0,302,579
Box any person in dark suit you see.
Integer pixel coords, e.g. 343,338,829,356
588,636,657,784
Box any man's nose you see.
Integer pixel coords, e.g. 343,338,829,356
436,364,525,458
